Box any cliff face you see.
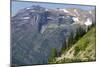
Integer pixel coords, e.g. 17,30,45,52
11,5,95,65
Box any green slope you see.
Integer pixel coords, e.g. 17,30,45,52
49,26,96,64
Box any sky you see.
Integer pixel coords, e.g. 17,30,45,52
12,1,95,16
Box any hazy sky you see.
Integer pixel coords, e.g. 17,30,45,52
12,1,95,15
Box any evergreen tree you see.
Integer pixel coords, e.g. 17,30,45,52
67,31,74,48
61,40,67,53
48,48,57,62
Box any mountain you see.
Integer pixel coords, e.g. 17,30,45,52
63,8,95,25
11,5,95,65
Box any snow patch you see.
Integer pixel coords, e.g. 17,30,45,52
45,9,49,11
84,19,92,26
89,11,92,14
59,9,69,13
72,17,79,22
74,9,77,13
26,8,30,9
62,9,69,13
23,17,30,19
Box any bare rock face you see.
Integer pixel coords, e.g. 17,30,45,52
11,5,95,65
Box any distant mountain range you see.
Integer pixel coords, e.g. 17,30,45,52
11,5,95,65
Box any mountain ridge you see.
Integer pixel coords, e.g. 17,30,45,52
11,5,95,65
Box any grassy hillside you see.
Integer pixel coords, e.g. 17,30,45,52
49,26,96,64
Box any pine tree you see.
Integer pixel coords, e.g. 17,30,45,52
67,31,74,48
48,48,57,62
61,40,67,53
75,27,86,41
